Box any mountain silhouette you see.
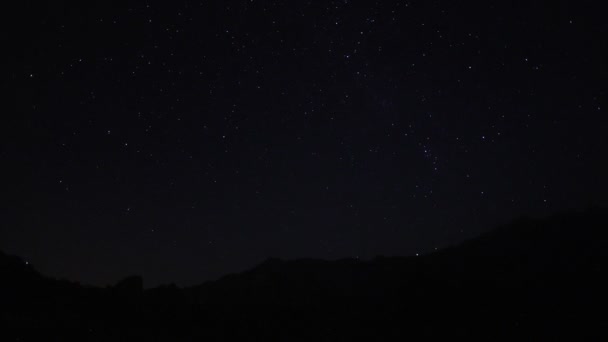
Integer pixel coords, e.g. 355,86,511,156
2,208,607,340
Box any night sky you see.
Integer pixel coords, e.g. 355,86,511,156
3,1,607,287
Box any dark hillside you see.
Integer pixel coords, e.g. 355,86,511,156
2,209,607,340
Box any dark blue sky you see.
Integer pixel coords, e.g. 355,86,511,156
3,0,607,287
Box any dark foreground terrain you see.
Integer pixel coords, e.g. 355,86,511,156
2,208,608,341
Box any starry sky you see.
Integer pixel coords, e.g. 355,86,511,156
3,1,607,287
